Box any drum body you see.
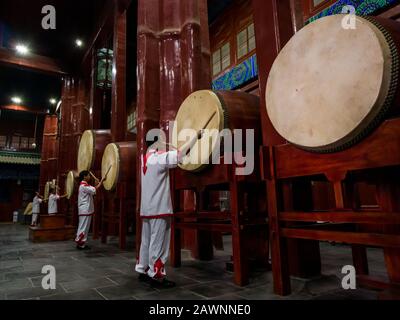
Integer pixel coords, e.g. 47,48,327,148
101,141,137,193
173,90,261,172
65,171,78,200
266,15,400,153
77,130,112,173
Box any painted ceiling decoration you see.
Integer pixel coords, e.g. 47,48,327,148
212,54,258,91
0,151,41,166
308,0,398,23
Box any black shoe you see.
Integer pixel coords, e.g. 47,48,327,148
138,273,151,283
150,278,176,289
77,245,91,251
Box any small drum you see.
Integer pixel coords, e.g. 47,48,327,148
77,130,112,173
65,171,78,200
173,90,260,172
44,182,50,201
44,181,55,200
266,15,400,152
101,142,137,191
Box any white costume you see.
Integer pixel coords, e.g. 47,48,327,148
32,196,42,225
48,194,60,215
75,181,96,247
136,149,179,279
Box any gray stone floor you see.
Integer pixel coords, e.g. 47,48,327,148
0,223,385,300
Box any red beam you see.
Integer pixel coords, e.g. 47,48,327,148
175,222,232,233
0,105,48,115
281,228,400,248
0,47,67,75
378,4,400,19
280,211,400,224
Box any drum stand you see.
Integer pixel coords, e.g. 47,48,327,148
262,118,400,298
171,157,270,286
101,182,135,250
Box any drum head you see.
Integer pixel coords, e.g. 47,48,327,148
266,15,396,152
102,143,120,191
172,90,225,172
44,182,50,200
77,130,95,172
65,171,76,200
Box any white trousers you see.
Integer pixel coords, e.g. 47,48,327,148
32,213,39,225
75,215,92,247
135,217,171,279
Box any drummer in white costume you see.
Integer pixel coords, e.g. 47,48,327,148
136,130,203,288
47,187,67,215
31,191,43,226
75,170,105,250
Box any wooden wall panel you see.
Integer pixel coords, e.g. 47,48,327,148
210,0,254,79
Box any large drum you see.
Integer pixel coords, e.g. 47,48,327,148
101,142,137,192
266,15,400,153
77,130,112,173
65,171,78,200
172,90,261,172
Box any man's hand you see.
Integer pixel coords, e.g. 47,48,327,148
96,177,106,190
198,129,205,140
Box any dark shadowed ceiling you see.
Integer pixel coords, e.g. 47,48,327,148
0,0,233,112
0,0,107,64
208,0,234,23
0,65,61,112
0,0,108,112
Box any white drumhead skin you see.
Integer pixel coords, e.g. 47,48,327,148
102,143,120,191
44,182,50,200
65,171,76,200
77,130,95,172
172,90,225,172
266,15,392,151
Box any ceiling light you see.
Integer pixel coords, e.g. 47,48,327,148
11,97,22,104
75,39,83,47
15,44,29,55
49,98,57,105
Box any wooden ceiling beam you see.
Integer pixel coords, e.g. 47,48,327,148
0,47,68,76
0,105,48,115
378,4,400,19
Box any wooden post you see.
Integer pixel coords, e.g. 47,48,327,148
111,0,127,142
230,180,249,286
376,172,400,283
252,0,294,295
119,183,127,250
171,189,182,267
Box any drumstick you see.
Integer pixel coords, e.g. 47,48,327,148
201,111,217,132
89,171,100,182
103,165,113,180
161,111,218,149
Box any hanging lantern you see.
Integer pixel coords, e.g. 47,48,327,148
96,48,114,89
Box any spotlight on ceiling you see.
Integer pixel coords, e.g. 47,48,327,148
11,96,23,104
49,98,57,105
75,39,83,47
15,44,29,55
